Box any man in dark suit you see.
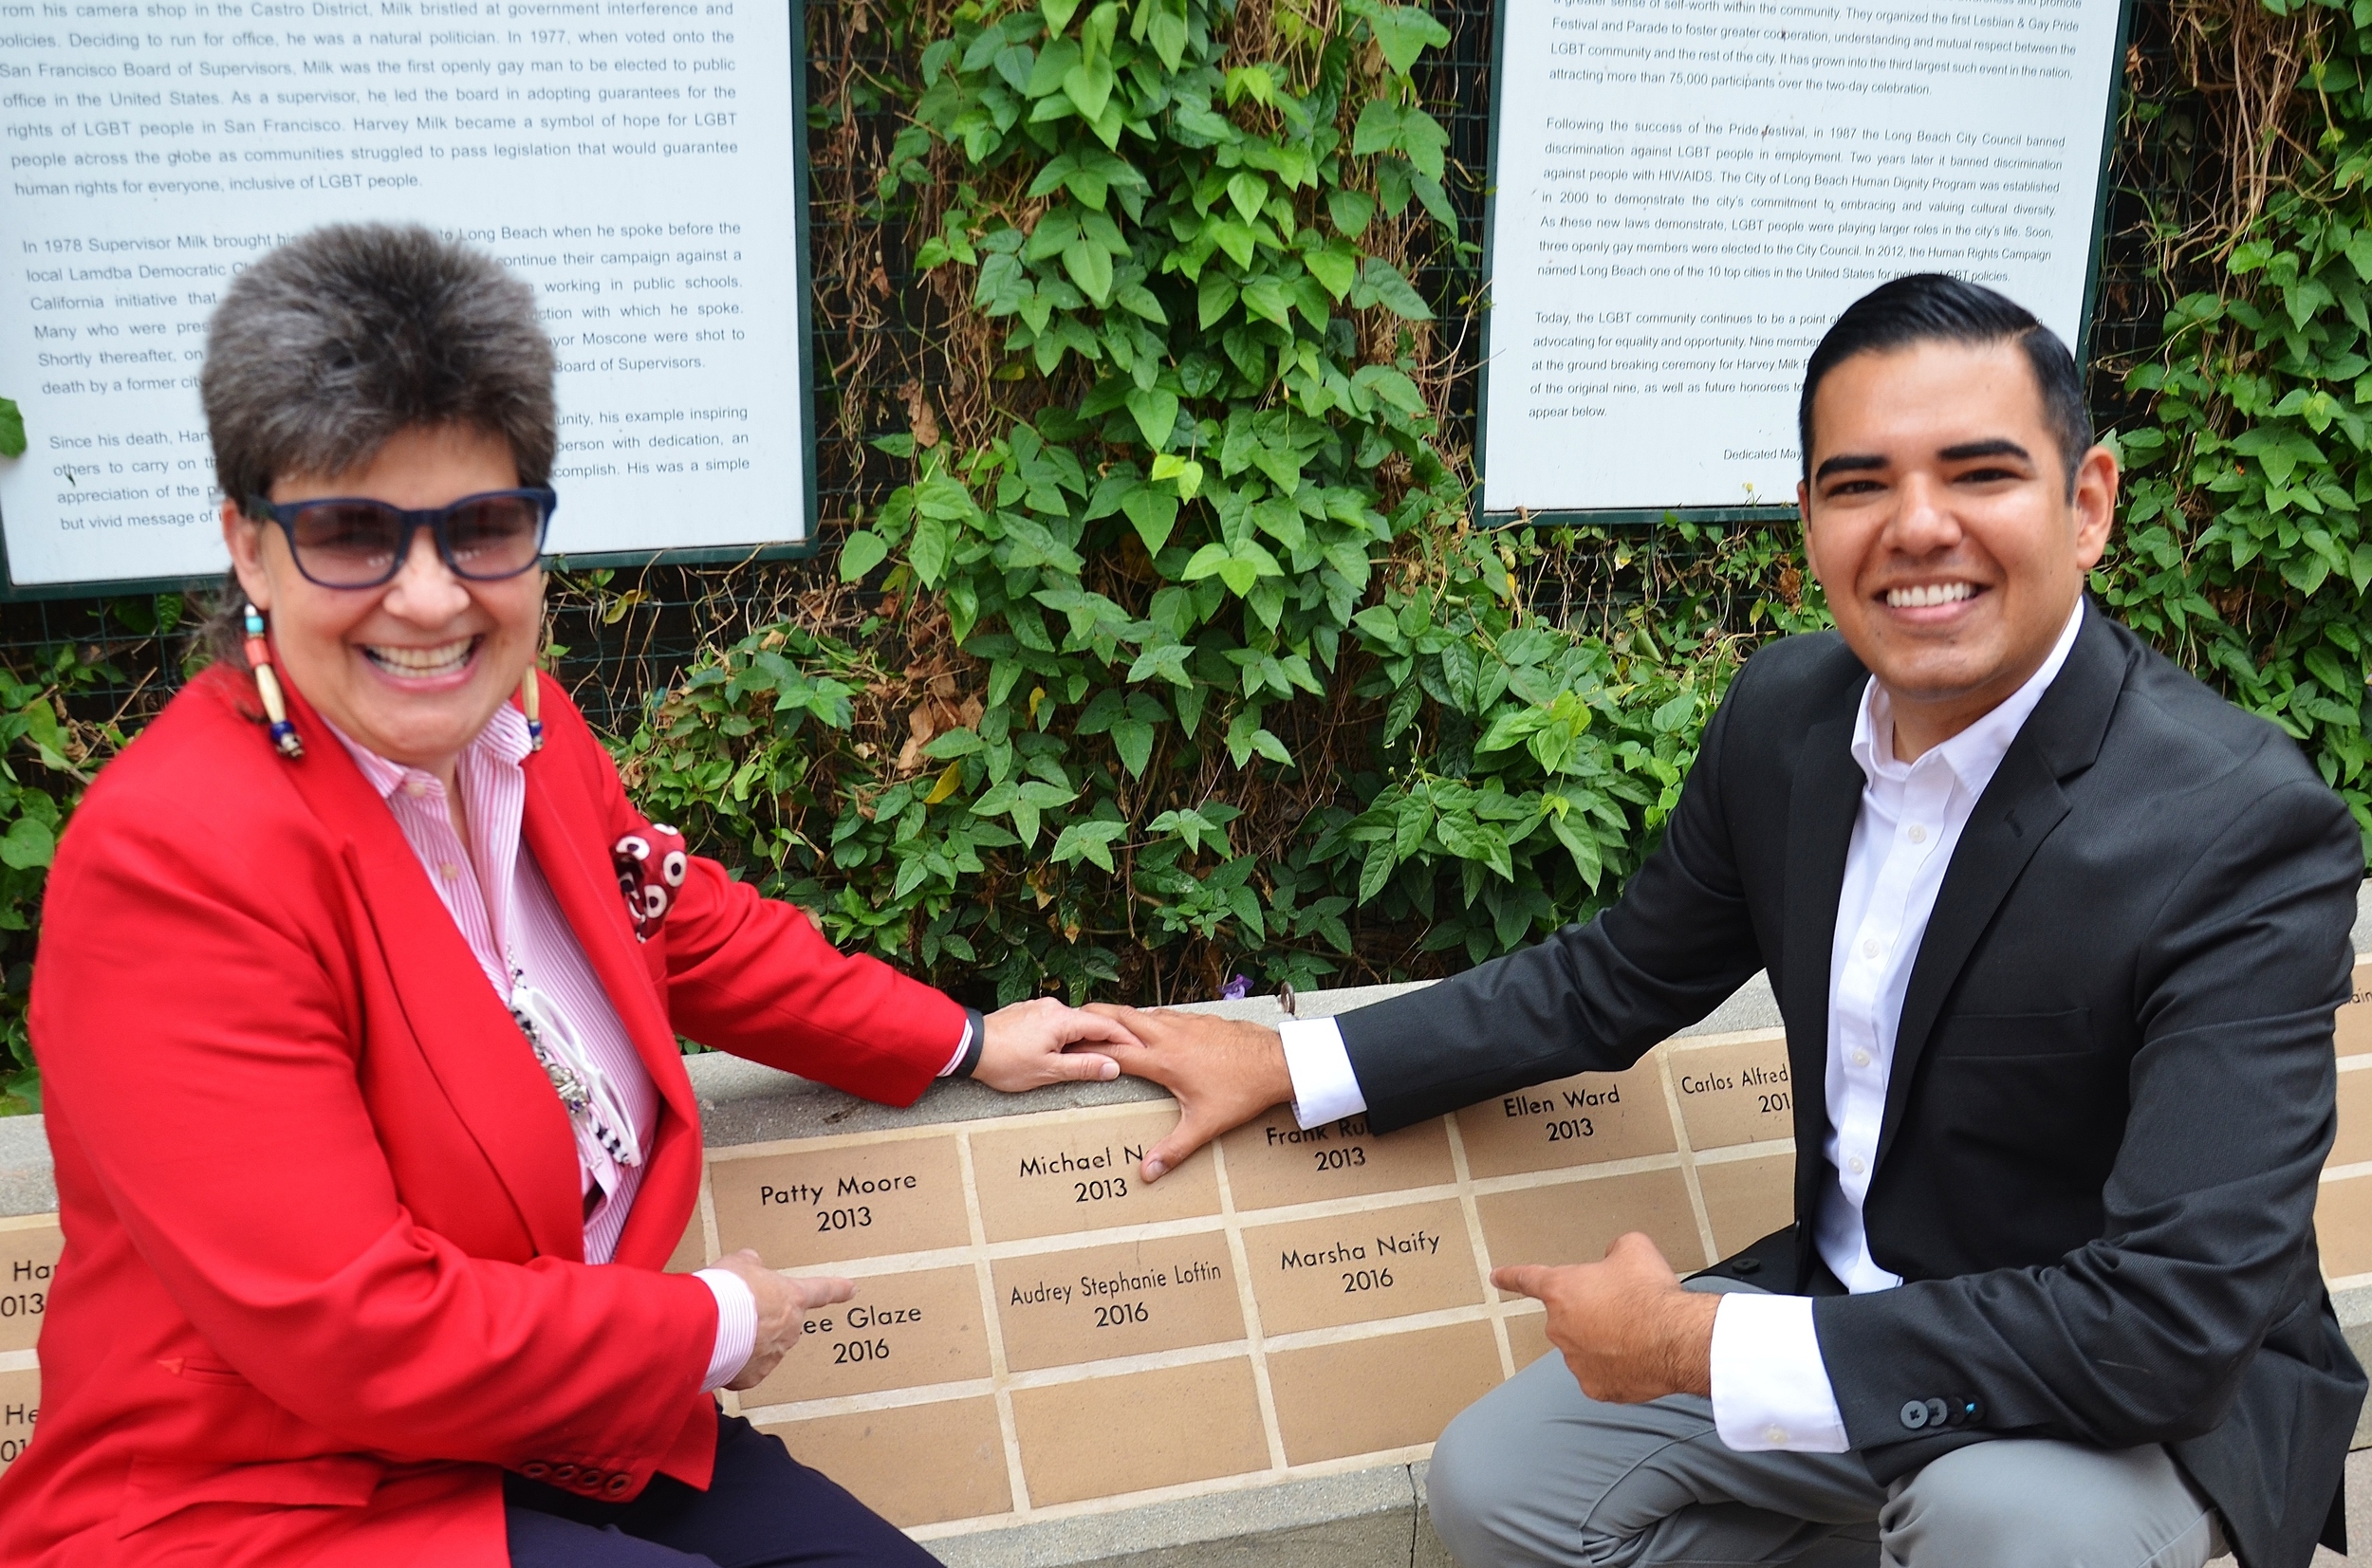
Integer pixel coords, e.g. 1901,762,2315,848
1092,275,2365,1567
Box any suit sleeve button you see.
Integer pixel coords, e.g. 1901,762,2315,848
550,1464,577,1485
1923,1398,1950,1428
521,1463,550,1480
605,1473,634,1499
1899,1400,1929,1430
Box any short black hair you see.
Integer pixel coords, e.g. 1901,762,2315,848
203,222,555,506
1798,274,2093,497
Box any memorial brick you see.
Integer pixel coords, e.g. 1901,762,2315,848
1266,1320,1503,1467
971,1106,1223,1242
1671,1037,1799,1152
1243,1199,1483,1336
991,1233,1244,1372
2322,1174,2372,1280
757,1396,1010,1528
1,1006,2364,1532
2338,1067,2372,1169
1217,1109,1456,1208
741,1265,991,1407
0,1366,36,1475
1008,1359,1269,1505
2340,960,2372,1057
711,1134,970,1266
1453,1059,1676,1176
1696,1152,1800,1260
0,1217,61,1356
1479,1169,1709,1289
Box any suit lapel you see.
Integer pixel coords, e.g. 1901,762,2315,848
273,685,588,1262
1780,710,1864,1208
1872,612,2130,1172
518,751,705,1264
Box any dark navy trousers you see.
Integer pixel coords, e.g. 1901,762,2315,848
505,1412,939,1567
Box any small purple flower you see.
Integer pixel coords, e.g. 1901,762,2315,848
1220,972,1251,1001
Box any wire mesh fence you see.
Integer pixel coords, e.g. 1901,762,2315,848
6,0,2199,747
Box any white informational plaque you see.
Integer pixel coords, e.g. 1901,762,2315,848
0,0,812,591
1478,0,2128,518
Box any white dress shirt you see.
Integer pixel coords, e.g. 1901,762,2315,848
1279,600,2087,1452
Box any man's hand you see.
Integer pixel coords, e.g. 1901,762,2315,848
710,1249,854,1393
1081,1005,1293,1181
1492,1232,1719,1404
973,998,1136,1093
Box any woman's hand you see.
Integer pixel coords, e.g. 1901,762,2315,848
973,998,1140,1093
710,1250,853,1393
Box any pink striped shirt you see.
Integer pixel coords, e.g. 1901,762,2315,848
329,706,753,1388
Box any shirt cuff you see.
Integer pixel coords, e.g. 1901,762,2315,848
1279,1017,1366,1129
695,1266,759,1393
1709,1291,1849,1452
937,1013,975,1078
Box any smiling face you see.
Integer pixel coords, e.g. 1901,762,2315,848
1795,337,2118,760
221,423,543,781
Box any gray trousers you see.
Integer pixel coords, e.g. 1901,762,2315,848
1427,1339,2227,1568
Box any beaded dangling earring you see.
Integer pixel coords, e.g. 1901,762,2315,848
521,668,544,751
243,603,304,760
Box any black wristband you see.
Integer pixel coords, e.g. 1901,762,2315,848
953,1007,987,1079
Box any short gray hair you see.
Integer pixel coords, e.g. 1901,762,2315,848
202,222,556,505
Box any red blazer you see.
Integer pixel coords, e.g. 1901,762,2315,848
0,665,965,1567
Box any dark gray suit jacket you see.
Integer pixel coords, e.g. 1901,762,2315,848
1339,608,2365,1568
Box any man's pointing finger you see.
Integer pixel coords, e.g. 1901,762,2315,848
1491,1264,1555,1301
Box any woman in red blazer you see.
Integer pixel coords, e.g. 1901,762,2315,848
0,225,1135,1567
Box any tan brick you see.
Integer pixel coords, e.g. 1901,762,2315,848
2318,1172,2372,1280
0,1216,61,1356
971,1107,1221,1243
1478,1167,1709,1280
739,1266,989,1408
760,1395,1008,1527
1695,1153,1797,1261
1010,1359,1267,1505
994,1233,1244,1372
1668,1033,1796,1152
1455,1061,1675,1178
1242,1199,1481,1336
1220,1110,1455,1213
1268,1320,1501,1465
711,1134,968,1266
0,1365,35,1475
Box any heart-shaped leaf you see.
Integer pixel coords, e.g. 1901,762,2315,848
1198,270,1239,328
1063,56,1115,122
1125,385,1180,449
1063,235,1115,304
1327,188,1376,237
1121,485,1181,554
837,530,891,582
1226,172,1269,222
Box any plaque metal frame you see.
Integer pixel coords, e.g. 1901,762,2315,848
1470,0,2138,529
0,0,824,601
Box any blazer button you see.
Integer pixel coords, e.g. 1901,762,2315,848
604,1473,634,1499
1899,1400,1929,1430
550,1463,577,1485
521,1463,550,1481
1923,1398,1950,1429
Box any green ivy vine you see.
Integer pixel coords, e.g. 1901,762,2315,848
2106,0,2372,846
611,0,1819,1005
